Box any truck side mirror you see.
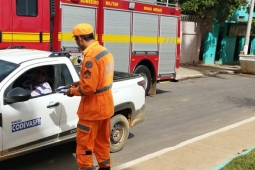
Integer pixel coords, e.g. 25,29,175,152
4,87,31,104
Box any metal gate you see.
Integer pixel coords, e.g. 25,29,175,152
61,4,96,50
103,9,131,72
158,16,178,75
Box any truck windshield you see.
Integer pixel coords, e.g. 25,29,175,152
0,60,19,82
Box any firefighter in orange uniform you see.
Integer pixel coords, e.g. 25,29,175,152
64,23,114,170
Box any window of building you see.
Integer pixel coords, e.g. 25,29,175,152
16,0,38,17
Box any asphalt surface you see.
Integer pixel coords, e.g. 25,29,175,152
1,74,255,170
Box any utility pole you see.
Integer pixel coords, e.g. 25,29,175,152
243,0,255,54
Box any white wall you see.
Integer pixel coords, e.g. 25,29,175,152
180,21,201,64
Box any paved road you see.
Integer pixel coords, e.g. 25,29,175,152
1,74,255,170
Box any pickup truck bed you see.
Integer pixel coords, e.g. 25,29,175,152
75,66,141,81
114,71,141,80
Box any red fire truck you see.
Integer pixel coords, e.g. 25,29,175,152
0,0,181,95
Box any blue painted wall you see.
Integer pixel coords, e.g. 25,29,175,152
202,18,219,64
250,37,255,54
228,6,249,23
239,37,245,53
215,23,237,64
202,6,255,64
220,37,237,64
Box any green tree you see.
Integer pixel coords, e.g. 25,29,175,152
157,0,247,24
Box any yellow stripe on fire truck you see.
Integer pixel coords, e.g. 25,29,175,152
103,35,181,44
1,32,50,42
1,32,180,44
58,32,98,42
59,32,180,44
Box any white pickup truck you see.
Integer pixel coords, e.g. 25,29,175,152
0,49,145,161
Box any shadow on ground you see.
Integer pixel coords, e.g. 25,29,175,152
156,89,171,94
128,133,134,139
147,89,171,97
0,141,77,170
226,96,255,108
236,73,255,78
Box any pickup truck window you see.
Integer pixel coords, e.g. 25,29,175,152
7,65,55,98
4,64,73,100
58,64,73,87
0,60,19,83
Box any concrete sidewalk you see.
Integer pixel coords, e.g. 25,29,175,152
175,64,241,81
113,117,255,170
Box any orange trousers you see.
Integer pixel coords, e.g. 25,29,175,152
76,118,112,170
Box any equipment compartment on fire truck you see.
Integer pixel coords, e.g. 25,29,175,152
0,0,181,95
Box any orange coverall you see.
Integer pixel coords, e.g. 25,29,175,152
70,41,114,169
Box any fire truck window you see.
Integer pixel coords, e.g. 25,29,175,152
16,0,38,17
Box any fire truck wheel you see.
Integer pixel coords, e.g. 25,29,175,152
110,114,130,153
134,65,152,95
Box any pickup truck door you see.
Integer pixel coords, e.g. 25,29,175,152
0,62,62,154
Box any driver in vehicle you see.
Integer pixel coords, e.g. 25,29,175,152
23,66,52,97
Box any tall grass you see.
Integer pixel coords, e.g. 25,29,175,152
220,148,255,170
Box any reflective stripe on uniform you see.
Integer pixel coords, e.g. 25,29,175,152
99,158,111,165
78,86,85,96
95,50,110,61
78,84,112,95
77,124,90,132
95,84,112,94
93,50,112,94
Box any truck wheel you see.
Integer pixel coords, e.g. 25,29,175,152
110,114,130,153
134,65,152,95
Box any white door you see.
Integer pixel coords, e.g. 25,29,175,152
0,62,62,154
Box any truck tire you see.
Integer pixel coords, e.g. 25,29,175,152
110,114,130,153
134,65,152,95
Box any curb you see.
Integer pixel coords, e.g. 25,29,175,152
176,74,204,81
212,146,255,170
176,70,241,81
216,70,242,74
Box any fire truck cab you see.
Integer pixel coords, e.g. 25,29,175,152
0,0,181,95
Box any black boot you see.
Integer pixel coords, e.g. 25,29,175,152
98,167,110,170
